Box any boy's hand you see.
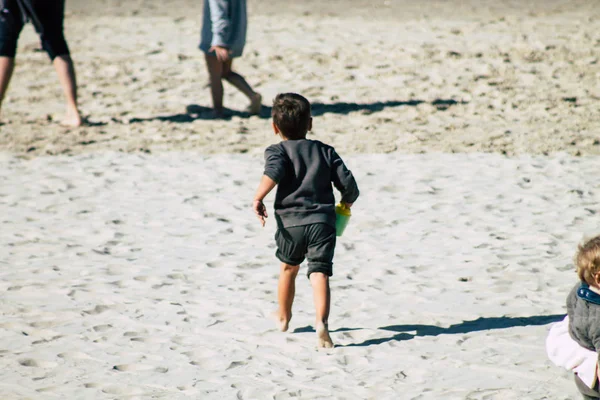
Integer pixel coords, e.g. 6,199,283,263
253,199,268,227
342,202,353,208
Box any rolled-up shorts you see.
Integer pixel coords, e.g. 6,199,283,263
0,0,69,59
275,223,336,278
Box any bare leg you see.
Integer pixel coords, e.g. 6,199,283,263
310,272,333,348
222,59,262,115
0,56,16,121
204,54,224,117
53,54,81,127
275,263,299,332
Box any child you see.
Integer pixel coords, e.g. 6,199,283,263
199,0,262,118
566,235,600,399
252,93,359,348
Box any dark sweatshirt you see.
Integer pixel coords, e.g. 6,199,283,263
263,139,359,229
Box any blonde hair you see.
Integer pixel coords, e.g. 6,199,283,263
576,235,600,285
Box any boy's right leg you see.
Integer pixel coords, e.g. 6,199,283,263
310,272,333,348
277,263,300,332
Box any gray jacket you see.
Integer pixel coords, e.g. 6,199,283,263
199,0,247,58
567,282,600,362
264,139,359,229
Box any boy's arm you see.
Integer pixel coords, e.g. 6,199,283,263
330,149,359,207
253,145,286,226
253,175,276,227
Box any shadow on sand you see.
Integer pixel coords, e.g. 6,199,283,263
293,314,565,348
126,98,466,124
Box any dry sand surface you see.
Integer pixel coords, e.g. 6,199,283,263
1,0,600,399
1,152,600,399
0,0,598,156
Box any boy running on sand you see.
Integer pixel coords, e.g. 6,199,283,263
252,93,359,348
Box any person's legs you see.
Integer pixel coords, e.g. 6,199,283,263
0,56,15,118
222,59,261,115
34,0,81,126
204,53,224,117
309,271,333,348
53,54,81,127
276,263,300,332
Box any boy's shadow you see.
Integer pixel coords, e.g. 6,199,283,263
126,98,466,124
293,314,565,347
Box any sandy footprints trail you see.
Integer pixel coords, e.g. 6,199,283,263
0,152,599,398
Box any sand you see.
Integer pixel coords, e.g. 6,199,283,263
1,151,599,399
0,0,599,399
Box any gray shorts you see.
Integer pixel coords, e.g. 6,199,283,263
275,223,336,277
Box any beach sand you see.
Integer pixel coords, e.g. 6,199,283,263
0,0,599,399
2,152,599,399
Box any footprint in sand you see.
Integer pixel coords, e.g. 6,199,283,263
19,358,58,368
84,305,112,315
92,324,112,332
112,364,167,373
57,351,93,360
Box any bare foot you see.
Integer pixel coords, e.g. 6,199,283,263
271,311,291,332
248,92,262,115
61,108,82,127
316,322,333,348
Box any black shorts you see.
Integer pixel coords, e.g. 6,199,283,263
0,0,69,59
275,223,336,278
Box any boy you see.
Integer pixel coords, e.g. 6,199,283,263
566,235,600,399
252,93,359,348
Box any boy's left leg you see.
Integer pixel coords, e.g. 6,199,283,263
276,263,299,332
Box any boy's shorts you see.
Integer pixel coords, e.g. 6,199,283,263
275,223,336,277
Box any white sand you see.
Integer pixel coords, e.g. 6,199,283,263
0,0,598,397
1,151,598,399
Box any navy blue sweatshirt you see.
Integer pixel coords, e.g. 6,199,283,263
263,139,359,229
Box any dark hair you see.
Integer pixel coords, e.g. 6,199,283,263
271,93,311,140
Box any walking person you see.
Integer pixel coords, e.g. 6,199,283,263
199,0,262,118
